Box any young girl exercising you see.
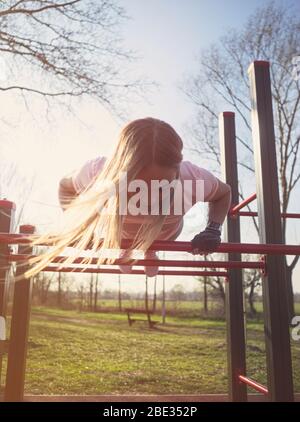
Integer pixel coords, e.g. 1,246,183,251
25,117,232,279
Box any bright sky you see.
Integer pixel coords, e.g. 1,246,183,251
1,0,300,294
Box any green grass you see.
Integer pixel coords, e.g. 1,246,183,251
252,301,300,314
8,306,298,395
74,299,300,319
75,298,221,317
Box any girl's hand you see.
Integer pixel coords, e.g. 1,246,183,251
191,226,221,255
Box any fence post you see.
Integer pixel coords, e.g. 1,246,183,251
219,112,247,402
248,60,294,401
5,224,35,402
0,200,15,316
0,200,15,388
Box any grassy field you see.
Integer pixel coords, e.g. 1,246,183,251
74,298,300,316
5,305,298,396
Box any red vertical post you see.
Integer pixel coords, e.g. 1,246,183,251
5,224,35,402
219,112,247,402
248,61,294,401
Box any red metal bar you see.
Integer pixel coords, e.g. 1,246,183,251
4,225,35,401
238,375,268,396
220,111,247,401
233,211,259,217
0,200,16,210
231,211,300,219
229,193,257,215
1,233,299,256
125,241,300,255
249,60,294,401
40,266,228,277
7,254,265,270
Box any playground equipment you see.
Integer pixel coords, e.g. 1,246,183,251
0,61,300,402
125,308,158,329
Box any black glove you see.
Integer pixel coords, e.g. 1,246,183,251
191,224,221,255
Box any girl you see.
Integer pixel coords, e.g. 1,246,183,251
25,117,231,279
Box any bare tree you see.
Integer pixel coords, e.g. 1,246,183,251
169,284,186,304
57,271,62,306
145,275,149,312
88,272,93,310
118,274,122,311
77,283,85,312
0,162,35,230
56,270,69,306
152,275,157,313
33,269,54,304
199,275,225,312
181,2,300,317
93,273,99,312
203,275,208,314
87,272,100,311
244,266,262,317
0,0,154,119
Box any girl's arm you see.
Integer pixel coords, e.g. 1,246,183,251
207,178,232,226
191,179,232,254
58,176,77,210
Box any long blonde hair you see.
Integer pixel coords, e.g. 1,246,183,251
23,117,183,279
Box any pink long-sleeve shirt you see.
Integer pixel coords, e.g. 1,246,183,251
71,157,219,240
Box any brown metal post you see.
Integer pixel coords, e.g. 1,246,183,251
248,61,294,401
0,200,15,387
219,112,247,402
5,224,35,402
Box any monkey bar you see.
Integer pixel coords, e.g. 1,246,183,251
41,267,229,277
238,375,268,396
6,253,265,270
0,233,299,256
229,193,257,215
229,193,300,219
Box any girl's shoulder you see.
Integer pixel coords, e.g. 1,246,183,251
72,155,107,194
179,160,220,202
90,155,107,176
179,160,215,181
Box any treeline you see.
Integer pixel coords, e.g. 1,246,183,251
17,268,299,319
24,271,278,319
